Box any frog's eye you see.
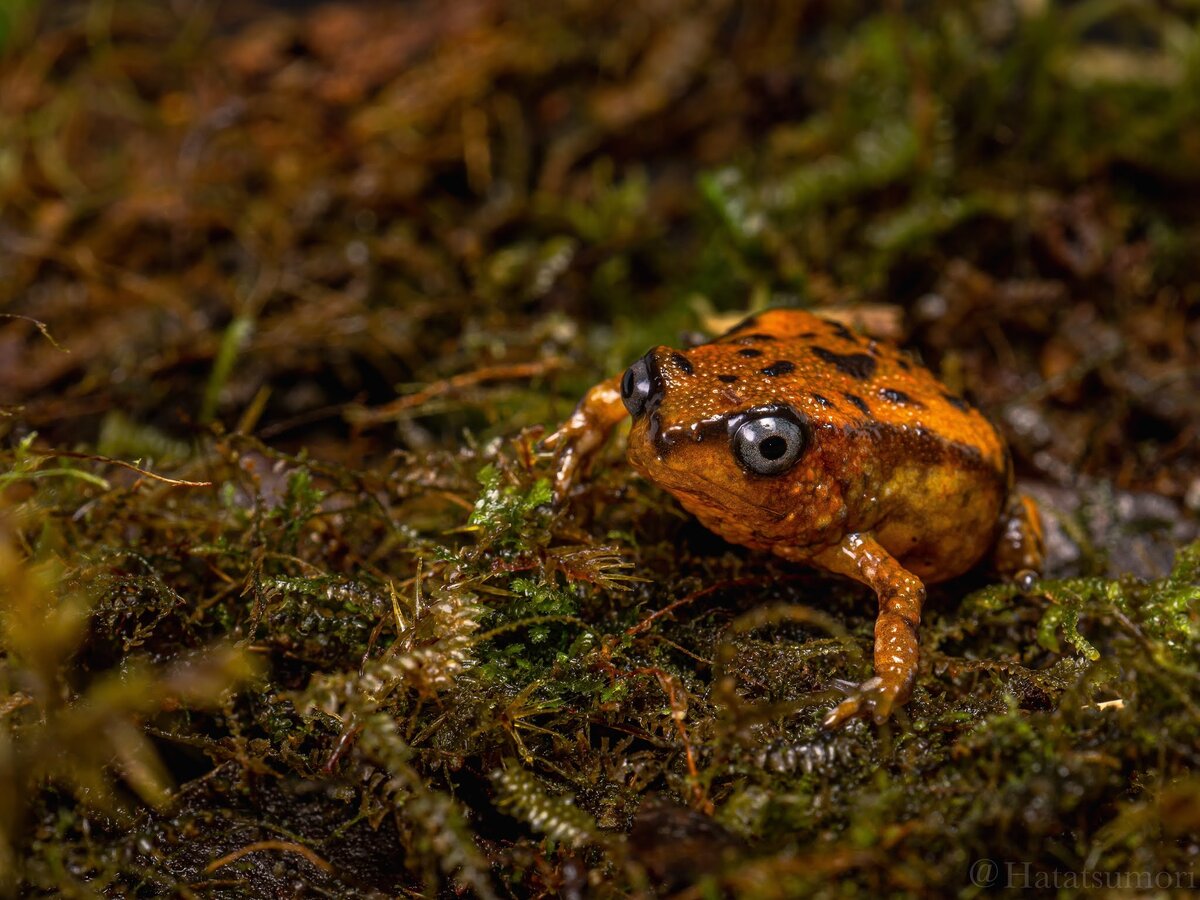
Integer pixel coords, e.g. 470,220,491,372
620,353,660,418
732,412,807,476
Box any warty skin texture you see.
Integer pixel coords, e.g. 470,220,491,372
547,308,1043,725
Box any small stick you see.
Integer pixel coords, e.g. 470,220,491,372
29,449,211,487
204,840,333,874
348,358,564,425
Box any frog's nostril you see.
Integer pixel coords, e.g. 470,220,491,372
620,353,660,418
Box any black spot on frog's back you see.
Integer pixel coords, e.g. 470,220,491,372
842,392,872,416
670,353,694,375
878,387,924,408
760,360,796,377
738,348,763,358
811,347,877,380
717,374,739,384
828,320,856,341
943,392,971,412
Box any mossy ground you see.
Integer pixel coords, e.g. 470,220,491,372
1,1,1198,897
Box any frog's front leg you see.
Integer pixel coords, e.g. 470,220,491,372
810,534,926,728
543,374,626,503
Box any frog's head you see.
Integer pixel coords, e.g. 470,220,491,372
618,346,817,524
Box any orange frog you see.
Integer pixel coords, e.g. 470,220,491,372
546,308,1043,727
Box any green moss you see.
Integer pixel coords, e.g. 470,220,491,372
1,0,1199,896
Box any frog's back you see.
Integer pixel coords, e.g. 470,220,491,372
692,309,1006,476
655,308,1011,580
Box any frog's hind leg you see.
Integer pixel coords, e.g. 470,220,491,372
808,534,926,728
992,493,1045,581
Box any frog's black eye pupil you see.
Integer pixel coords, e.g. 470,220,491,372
731,411,807,476
620,354,658,418
759,436,787,460
621,367,637,399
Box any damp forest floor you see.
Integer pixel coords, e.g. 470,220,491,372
1,1,1199,897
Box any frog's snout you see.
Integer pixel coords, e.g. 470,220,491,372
620,350,663,419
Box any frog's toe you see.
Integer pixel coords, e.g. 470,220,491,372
828,677,862,694
542,433,583,505
821,676,903,729
550,455,581,506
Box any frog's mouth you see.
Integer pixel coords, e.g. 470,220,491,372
674,468,791,522
626,420,791,521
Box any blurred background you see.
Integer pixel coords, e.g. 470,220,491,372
1,0,1197,503
1,1,1199,896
